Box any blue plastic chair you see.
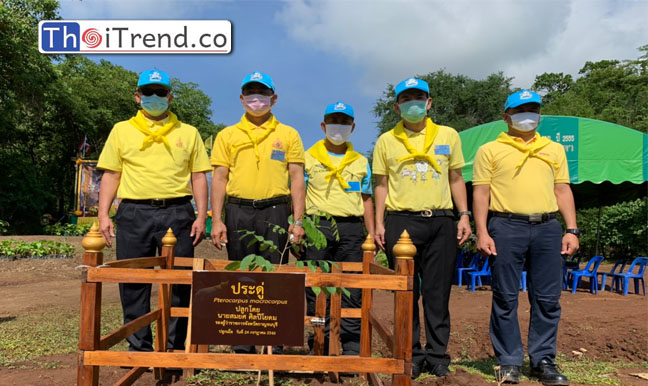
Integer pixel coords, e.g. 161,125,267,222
454,249,469,284
563,254,583,289
611,257,648,296
468,256,490,292
597,259,628,292
456,253,480,287
520,271,527,292
568,255,605,294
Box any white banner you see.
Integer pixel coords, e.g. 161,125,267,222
39,20,231,54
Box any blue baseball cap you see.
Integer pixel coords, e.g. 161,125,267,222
137,69,171,89
395,77,429,100
324,101,354,119
505,89,542,111
241,71,275,92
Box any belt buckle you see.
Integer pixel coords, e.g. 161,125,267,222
528,214,542,223
421,209,433,218
252,199,260,209
151,199,165,207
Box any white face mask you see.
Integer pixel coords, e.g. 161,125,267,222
325,124,353,145
510,112,540,132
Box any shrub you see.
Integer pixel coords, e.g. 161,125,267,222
0,240,76,260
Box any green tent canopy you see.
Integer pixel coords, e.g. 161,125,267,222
460,115,648,185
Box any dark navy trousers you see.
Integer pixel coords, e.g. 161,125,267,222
488,216,563,367
116,200,196,352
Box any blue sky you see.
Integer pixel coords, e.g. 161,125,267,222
59,0,647,155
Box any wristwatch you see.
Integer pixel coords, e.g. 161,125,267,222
565,228,581,237
458,211,472,219
294,221,303,227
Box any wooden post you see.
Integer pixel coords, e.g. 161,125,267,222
328,263,341,382
184,258,206,379
155,228,176,380
392,230,415,386
77,222,105,386
360,235,376,381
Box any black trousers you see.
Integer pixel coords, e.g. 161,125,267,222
304,218,365,354
488,217,563,367
225,201,290,353
115,201,195,352
385,214,456,367
225,201,290,264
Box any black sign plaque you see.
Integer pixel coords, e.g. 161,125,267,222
191,271,305,346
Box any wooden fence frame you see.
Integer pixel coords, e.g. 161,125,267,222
76,223,416,386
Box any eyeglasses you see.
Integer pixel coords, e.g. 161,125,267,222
139,88,170,97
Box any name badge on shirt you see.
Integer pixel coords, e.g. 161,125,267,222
271,149,286,161
435,145,450,155
344,181,361,192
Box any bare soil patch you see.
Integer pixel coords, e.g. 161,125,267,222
0,236,646,385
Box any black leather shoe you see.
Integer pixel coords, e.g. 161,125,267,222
498,365,521,383
429,364,450,377
531,359,569,385
411,361,424,379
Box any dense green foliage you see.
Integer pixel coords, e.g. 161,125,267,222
0,239,75,259
43,222,91,236
534,46,648,134
0,0,222,234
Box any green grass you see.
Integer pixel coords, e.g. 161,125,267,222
451,355,646,385
185,370,295,386
0,303,126,368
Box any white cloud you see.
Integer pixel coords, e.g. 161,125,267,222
276,0,648,93
59,0,193,19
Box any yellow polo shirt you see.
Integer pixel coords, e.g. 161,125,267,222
211,114,304,200
472,133,570,214
97,113,211,199
372,120,465,211
305,149,370,217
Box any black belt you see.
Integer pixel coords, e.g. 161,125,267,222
228,195,291,209
388,209,454,218
491,211,557,223
331,216,363,223
121,196,192,208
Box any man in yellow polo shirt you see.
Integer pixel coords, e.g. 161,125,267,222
473,90,578,385
210,71,305,353
373,78,471,378
97,69,211,353
303,101,375,355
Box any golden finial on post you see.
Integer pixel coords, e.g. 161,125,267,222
362,234,377,252
392,230,416,260
81,221,106,253
162,228,177,247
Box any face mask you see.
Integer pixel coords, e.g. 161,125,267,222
399,100,428,123
140,94,169,117
243,94,272,117
325,124,353,145
510,112,540,132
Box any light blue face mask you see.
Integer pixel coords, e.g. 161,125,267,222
140,95,169,117
399,99,427,123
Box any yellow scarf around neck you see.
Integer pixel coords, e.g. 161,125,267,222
232,114,279,161
496,132,557,168
391,118,442,174
129,110,179,151
307,140,362,189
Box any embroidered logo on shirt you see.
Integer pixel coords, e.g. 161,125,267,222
176,139,184,148
149,71,162,82
405,78,418,87
272,139,283,149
